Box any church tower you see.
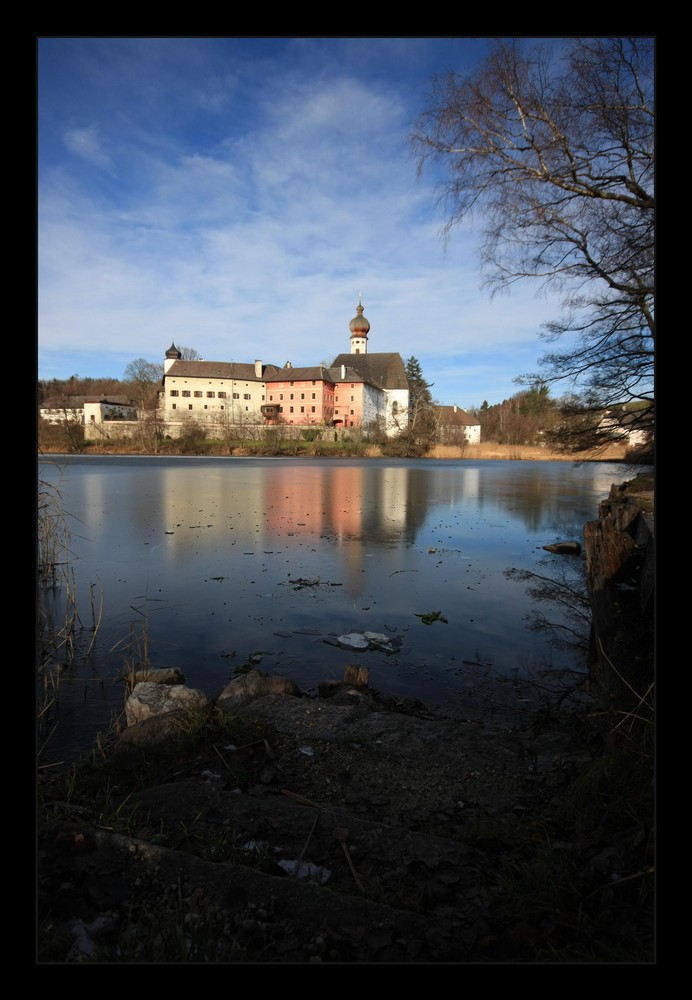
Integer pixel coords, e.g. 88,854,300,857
349,293,370,354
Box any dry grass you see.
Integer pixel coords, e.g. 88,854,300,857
428,443,630,461
40,439,632,462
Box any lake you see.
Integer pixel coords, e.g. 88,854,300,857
37,455,646,762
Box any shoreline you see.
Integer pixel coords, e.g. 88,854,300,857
38,442,640,463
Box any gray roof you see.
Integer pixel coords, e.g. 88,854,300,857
265,365,335,383
41,395,135,408
436,406,480,426
330,353,409,391
165,360,281,381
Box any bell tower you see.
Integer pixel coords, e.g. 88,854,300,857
349,293,370,354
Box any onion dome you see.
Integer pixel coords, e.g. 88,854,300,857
165,343,182,360
349,296,370,337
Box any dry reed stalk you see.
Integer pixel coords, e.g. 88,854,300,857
85,582,104,656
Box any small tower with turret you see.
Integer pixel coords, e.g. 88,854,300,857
164,343,182,374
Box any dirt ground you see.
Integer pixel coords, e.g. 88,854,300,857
37,669,655,965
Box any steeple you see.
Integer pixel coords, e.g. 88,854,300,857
349,293,370,354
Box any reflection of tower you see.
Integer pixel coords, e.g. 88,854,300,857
349,293,370,355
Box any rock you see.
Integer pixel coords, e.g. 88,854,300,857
116,711,191,748
124,681,208,726
542,541,582,555
337,633,370,650
343,665,369,687
126,667,186,686
217,669,302,711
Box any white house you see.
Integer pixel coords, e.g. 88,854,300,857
436,405,481,444
40,396,137,426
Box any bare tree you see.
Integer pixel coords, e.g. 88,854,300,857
178,346,202,361
123,358,164,410
411,38,654,446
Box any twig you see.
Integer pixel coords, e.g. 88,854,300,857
292,810,320,879
281,789,323,810
334,828,365,892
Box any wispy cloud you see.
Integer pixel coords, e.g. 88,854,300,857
38,37,566,407
62,125,114,171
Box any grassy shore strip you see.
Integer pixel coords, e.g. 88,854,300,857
38,441,634,462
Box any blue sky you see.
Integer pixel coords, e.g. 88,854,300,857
38,37,569,410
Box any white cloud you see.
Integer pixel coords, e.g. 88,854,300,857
39,39,569,404
62,125,114,171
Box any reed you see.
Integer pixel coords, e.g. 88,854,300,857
37,473,105,757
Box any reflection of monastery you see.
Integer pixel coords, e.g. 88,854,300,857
160,297,410,438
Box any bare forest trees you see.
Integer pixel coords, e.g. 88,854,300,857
411,38,654,449
123,358,164,410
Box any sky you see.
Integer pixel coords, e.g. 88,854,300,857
38,36,571,410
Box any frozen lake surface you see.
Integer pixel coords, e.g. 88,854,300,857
38,455,644,760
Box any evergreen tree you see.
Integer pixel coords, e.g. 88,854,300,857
405,356,434,417
404,356,437,448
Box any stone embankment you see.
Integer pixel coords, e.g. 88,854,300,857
583,472,654,703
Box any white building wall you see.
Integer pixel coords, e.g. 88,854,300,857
361,384,383,430
464,424,481,445
162,375,267,422
83,401,137,425
40,406,84,425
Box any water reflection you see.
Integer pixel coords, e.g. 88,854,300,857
38,456,645,759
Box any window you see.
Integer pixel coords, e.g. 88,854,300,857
351,396,354,401
244,394,251,400
172,403,177,409
336,396,339,402
290,381,294,387
194,391,203,398
300,406,305,413
311,406,315,413
182,390,190,398
170,390,179,397
350,409,354,415
207,391,215,398
351,384,354,389
269,395,274,401
311,393,316,399
188,404,192,410
220,405,224,410
290,393,294,400
233,392,240,400
300,393,305,399
218,391,226,399
279,393,284,400
392,401,398,415
204,405,208,410
290,406,294,413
